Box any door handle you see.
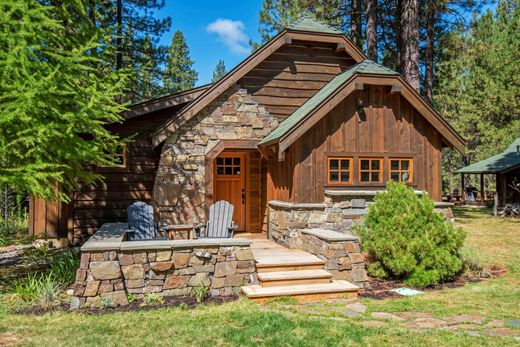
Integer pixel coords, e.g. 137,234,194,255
241,188,245,204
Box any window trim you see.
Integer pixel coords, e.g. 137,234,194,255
327,157,354,185
359,157,384,183
389,158,414,183
99,145,128,169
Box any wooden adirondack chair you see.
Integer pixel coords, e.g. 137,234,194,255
126,201,167,241
194,200,237,238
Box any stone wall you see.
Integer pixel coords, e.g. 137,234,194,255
153,85,278,225
71,224,257,308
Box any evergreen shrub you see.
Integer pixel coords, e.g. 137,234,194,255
355,181,466,288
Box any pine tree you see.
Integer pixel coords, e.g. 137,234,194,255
162,31,198,94
211,60,227,83
435,0,520,192
88,0,171,102
136,34,161,101
0,0,129,201
400,0,420,91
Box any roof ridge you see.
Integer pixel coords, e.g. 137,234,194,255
286,13,342,34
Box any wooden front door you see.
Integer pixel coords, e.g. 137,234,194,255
214,152,246,231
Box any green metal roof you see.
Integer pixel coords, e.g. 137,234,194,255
259,60,398,145
457,137,520,174
286,14,342,34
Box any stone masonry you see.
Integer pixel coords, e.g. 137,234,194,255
153,85,278,225
73,242,256,308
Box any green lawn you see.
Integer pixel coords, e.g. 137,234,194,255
0,208,519,346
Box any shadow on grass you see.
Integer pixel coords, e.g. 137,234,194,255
453,207,495,220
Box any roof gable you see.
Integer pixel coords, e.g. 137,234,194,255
260,61,397,145
152,19,366,147
259,60,465,155
457,137,520,174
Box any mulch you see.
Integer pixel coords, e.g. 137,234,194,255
14,295,240,316
359,265,507,299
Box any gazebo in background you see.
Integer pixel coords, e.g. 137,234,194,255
457,137,520,215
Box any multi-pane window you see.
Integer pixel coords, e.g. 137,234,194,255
390,158,413,183
327,157,353,184
359,158,383,183
216,157,241,176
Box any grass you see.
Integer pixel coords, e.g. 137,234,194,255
0,207,519,346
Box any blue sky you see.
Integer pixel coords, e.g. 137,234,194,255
155,1,496,86
156,0,263,86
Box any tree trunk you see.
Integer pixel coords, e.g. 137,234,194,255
396,0,402,72
116,0,123,70
366,0,377,61
351,0,362,48
424,1,435,103
400,0,420,91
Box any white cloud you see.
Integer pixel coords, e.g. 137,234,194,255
206,18,250,55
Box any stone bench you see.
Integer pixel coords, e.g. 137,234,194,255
72,223,256,309
297,228,368,287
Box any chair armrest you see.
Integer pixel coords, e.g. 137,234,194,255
227,222,237,238
194,223,206,238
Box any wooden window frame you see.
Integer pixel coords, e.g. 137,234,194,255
327,157,353,185
359,157,384,184
389,158,414,183
99,145,128,169
215,155,243,177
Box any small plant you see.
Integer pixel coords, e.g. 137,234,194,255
355,181,466,288
192,284,207,303
48,249,80,285
141,293,164,307
178,302,189,310
127,293,137,304
101,297,113,309
461,246,484,272
10,273,61,305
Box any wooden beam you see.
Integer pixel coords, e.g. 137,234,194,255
461,173,465,202
335,42,346,52
494,173,499,216
390,84,401,94
278,149,286,162
480,173,485,203
354,82,364,90
284,37,292,44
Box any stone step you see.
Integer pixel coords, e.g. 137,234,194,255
258,269,332,287
255,260,325,273
242,280,359,303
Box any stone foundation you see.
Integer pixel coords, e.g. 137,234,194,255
71,223,256,308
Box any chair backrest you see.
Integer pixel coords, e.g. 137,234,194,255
206,200,234,238
127,201,156,240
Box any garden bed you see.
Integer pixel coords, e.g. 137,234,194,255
14,295,239,315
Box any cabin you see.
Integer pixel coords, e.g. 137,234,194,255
29,16,465,246
457,137,520,214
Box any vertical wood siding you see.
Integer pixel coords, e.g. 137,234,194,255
268,85,444,203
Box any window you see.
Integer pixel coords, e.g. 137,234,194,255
327,157,353,184
390,158,413,183
216,156,241,176
100,144,127,168
359,158,383,183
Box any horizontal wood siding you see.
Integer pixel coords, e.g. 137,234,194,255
30,107,182,244
268,85,444,203
239,40,357,122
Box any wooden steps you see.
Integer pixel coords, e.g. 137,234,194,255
258,269,332,287
242,280,359,303
241,238,359,302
